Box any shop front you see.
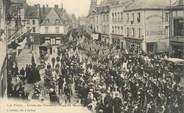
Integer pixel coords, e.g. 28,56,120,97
111,34,124,50
101,34,110,45
170,41,184,59
125,37,143,53
40,34,65,46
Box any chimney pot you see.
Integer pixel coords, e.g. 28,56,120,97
54,5,59,9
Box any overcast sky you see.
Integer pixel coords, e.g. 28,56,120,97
27,0,92,17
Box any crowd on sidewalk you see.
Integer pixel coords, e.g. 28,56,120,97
7,54,41,100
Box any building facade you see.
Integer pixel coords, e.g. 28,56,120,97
169,0,184,58
40,5,67,45
110,0,170,53
24,4,40,44
94,5,111,44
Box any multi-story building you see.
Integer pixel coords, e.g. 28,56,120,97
110,0,133,49
169,0,184,58
39,5,68,45
94,5,111,44
122,0,170,53
24,4,74,46
24,4,40,44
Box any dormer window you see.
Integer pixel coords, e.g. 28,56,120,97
45,19,49,24
55,19,60,24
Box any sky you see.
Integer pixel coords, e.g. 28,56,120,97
27,0,92,17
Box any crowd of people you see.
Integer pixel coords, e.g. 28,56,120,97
7,28,184,113
61,29,183,113
7,54,41,100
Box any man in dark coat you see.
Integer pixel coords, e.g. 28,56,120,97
64,84,71,104
20,67,25,76
113,93,122,113
57,76,64,95
104,93,113,113
49,88,59,104
35,67,41,82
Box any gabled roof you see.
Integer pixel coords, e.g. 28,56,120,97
41,8,64,26
125,0,170,11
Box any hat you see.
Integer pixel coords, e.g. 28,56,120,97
49,88,54,92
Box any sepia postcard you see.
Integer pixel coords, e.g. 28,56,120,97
0,0,184,113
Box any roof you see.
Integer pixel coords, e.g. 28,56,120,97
94,5,110,14
125,0,170,11
41,8,64,26
25,5,39,19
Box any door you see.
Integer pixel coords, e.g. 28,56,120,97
147,42,157,54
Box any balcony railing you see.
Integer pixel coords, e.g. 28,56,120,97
8,26,31,45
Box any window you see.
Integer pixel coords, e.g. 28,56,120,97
118,12,120,21
131,13,134,24
127,13,129,22
121,26,123,34
45,27,48,33
132,28,135,37
27,20,30,24
121,12,123,21
56,27,59,33
32,27,36,32
32,19,35,25
115,13,117,21
118,26,120,34
165,13,169,22
56,39,60,44
112,26,114,33
45,39,50,44
174,18,184,36
112,13,114,21
127,27,129,37
138,28,141,38
137,13,141,23
55,19,60,24
165,26,169,35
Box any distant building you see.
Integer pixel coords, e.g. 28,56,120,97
24,4,40,44
94,5,111,44
169,0,184,58
110,0,170,53
39,5,68,45
110,0,133,50
23,4,75,46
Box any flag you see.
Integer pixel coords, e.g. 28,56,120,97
0,30,5,42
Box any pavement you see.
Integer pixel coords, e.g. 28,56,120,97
16,48,32,69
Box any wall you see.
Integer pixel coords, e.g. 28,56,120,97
144,10,169,52
40,25,65,34
25,19,40,33
0,0,7,98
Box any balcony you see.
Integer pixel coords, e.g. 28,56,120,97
8,26,31,45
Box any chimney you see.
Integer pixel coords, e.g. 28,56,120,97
54,4,59,9
42,5,46,19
